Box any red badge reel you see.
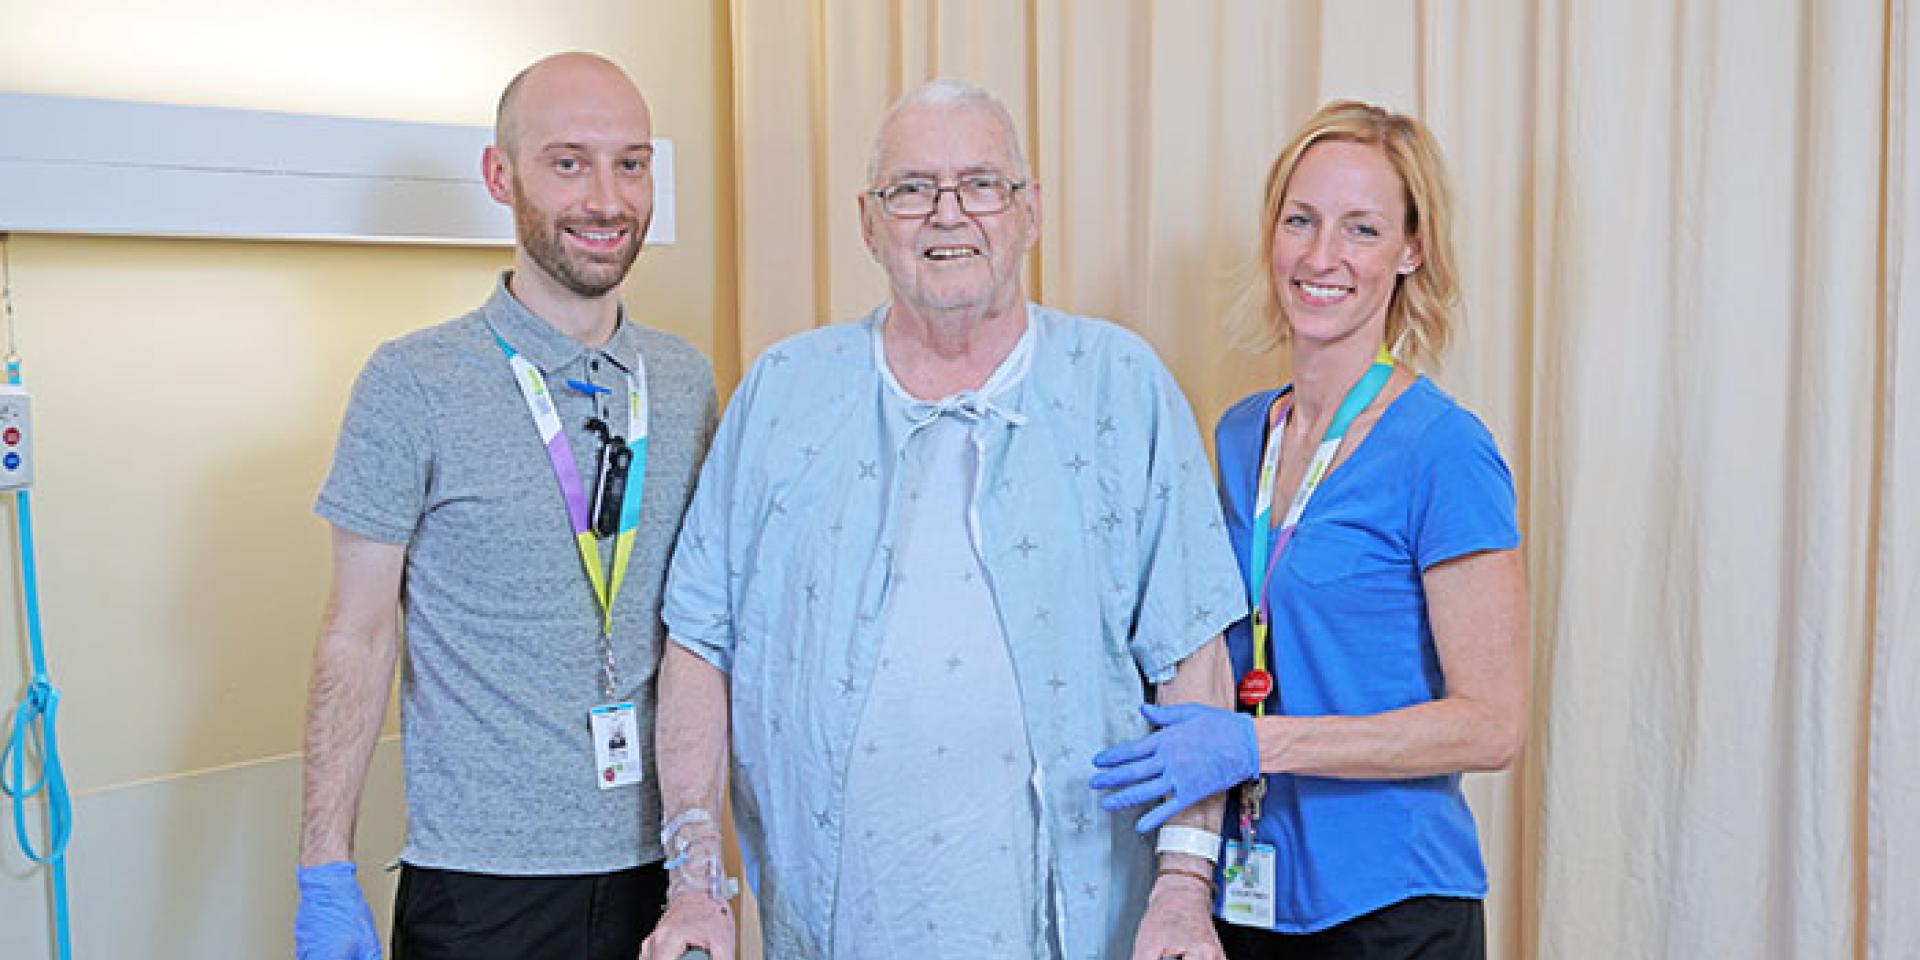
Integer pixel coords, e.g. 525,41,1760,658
1237,669,1273,707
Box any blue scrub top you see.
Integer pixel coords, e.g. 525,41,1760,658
1212,376,1521,933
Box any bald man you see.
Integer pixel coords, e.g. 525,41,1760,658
296,52,716,960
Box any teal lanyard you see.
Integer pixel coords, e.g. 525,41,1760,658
1242,347,1396,711
1228,347,1397,864
1246,346,1397,629
1232,347,1394,864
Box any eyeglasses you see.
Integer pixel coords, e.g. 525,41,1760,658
867,174,1028,218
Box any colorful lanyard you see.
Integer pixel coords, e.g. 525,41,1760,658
494,333,649,700
1239,345,1396,714
1228,344,1394,863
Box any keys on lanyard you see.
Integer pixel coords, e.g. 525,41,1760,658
1238,778,1266,849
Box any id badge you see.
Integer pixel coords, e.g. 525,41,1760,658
1220,840,1277,929
589,702,643,790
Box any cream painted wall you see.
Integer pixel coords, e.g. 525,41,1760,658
0,2,734,956
0,0,737,370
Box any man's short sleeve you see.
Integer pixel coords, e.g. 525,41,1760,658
661,372,756,674
315,345,432,544
1409,407,1522,571
1126,357,1247,683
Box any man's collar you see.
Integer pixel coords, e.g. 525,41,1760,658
480,273,636,373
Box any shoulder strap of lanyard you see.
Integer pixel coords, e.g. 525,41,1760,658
493,333,650,638
1245,345,1394,716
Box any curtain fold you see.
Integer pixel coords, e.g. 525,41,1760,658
725,2,1917,956
1870,5,1919,957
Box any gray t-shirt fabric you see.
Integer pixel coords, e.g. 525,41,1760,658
316,276,716,874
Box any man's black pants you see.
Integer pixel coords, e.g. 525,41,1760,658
391,862,668,960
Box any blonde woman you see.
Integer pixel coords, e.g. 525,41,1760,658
1093,101,1527,959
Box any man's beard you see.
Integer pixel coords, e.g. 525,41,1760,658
515,202,647,299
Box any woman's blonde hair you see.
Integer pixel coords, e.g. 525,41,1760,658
1234,100,1460,368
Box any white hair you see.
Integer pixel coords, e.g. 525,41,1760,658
865,79,1031,184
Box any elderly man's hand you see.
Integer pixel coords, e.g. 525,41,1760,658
1131,870,1224,960
638,892,735,960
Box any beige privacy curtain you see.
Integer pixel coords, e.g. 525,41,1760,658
726,1,1918,957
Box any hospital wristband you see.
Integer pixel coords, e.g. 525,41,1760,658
1155,826,1223,864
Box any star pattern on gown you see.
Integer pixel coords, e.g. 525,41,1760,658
702,317,1245,960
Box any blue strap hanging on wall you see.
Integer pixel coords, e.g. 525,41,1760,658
0,240,73,960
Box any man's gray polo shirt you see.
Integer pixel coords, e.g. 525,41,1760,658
317,276,716,873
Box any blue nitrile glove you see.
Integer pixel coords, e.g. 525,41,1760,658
1090,702,1261,833
295,861,382,960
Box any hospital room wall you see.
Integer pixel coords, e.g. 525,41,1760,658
0,2,736,956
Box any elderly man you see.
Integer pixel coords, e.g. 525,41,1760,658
642,81,1244,960
295,52,714,959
